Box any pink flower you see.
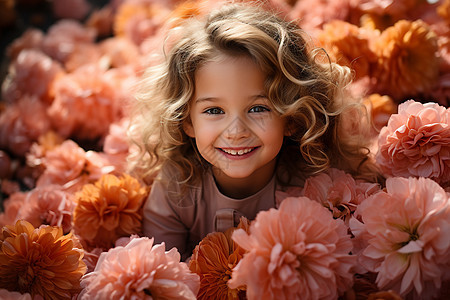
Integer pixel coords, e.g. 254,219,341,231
0,192,26,227
0,96,52,156
349,177,450,299
79,237,200,299
0,289,32,300
228,197,356,300
302,168,381,224
48,65,122,140
16,184,74,233
376,100,450,185
52,0,91,20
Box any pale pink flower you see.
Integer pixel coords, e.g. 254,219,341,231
48,65,122,140
376,100,450,185
103,118,130,155
1,49,64,103
16,184,74,233
229,197,356,300
0,192,26,227
302,168,381,224
0,96,52,156
79,237,200,299
349,177,450,299
6,28,44,60
0,289,32,300
41,20,97,64
52,0,91,20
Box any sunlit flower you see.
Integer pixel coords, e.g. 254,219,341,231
0,220,86,299
73,173,148,249
0,95,52,156
318,20,377,79
189,218,249,300
363,94,397,132
79,237,200,299
376,100,450,185
349,177,450,299
302,168,381,224
372,20,439,100
438,0,450,25
48,64,122,140
229,197,355,300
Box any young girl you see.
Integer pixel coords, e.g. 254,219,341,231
130,2,378,259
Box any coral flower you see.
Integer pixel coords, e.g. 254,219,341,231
228,197,356,300
6,28,44,60
79,237,200,299
73,173,148,249
372,19,439,100
349,177,450,299
302,168,381,224
0,192,26,227
318,20,377,79
0,220,87,299
189,218,249,300
438,0,450,25
376,100,450,185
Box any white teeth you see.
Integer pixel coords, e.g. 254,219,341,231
222,148,254,155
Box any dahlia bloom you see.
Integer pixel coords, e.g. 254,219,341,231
349,177,450,299
229,197,356,300
1,49,63,103
48,64,122,140
79,237,200,299
318,20,377,79
372,20,439,100
302,168,381,224
0,220,86,299
376,100,450,185
72,173,148,249
189,217,249,300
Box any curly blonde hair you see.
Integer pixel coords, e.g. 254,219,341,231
129,2,379,186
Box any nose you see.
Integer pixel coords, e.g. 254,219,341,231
223,117,251,141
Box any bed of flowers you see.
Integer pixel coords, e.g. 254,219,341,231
0,0,449,299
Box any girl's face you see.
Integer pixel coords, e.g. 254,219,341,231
184,54,286,194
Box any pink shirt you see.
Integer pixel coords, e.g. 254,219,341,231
142,166,277,259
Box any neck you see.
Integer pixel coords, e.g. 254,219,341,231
212,159,276,199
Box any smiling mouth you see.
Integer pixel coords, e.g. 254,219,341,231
219,147,258,156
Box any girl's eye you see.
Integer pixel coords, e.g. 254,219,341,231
204,107,224,114
249,105,270,113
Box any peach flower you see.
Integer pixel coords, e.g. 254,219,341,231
376,100,450,185
0,96,52,156
86,5,114,38
41,20,97,64
73,173,148,248
229,197,356,300
48,64,122,140
0,220,86,299
363,94,397,132
189,218,249,300
438,0,450,25
99,37,141,68
0,289,32,300
351,0,423,20
0,192,26,227
79,237,200,299
349,177,450,299
302,168,381,224
372,20,439,100
318,20,378,79
6,28,43,60
64,43,103,72
52,0,91,20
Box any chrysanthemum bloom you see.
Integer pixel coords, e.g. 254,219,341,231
376,100,450,185
318,20,377,79
79,237,200,299
228,197,356,300
189,218,249,300
0,220,87,299
1,49,63,103
302,168,381,224
349,177,450,299
73,173,148,249
372,19,439,100
48,64,122,140
0,96,52,156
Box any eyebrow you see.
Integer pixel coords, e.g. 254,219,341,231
195,94,267,103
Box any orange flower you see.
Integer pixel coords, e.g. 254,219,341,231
438,0,450,25
318,20,378,79
363,93,396,131
189,218,249,300
73,173,148,249
373,20,439,100
0,220,86,299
